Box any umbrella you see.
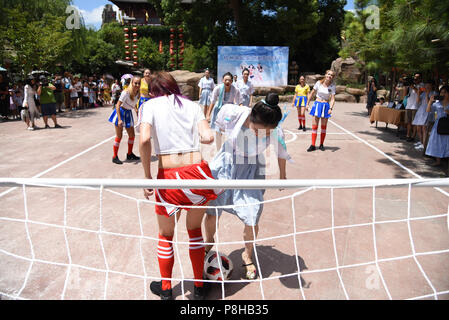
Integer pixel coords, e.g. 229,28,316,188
28,70,50,77
121,73,133,80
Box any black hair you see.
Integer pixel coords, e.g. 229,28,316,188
439,85,449,96
222,72,233,79
242,68,249,75
250,92,282,128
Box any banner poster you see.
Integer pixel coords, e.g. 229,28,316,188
217,46,289,87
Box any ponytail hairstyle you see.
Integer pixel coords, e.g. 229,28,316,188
250,92,282,128
148,71,185,107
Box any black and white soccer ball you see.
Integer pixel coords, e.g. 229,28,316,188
204,251,233,281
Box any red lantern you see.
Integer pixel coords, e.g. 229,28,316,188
178,33,183,39
125,57,130,61
124,28,129,32
170,63,175,68
125,45,130,49
178,27,183,33
133,39,138,43
170,34,175,39
170,40,174,45
125,33,129,38
125,51,130,55
170,48,174,55
170,28,175,33
178,63,183,67
178,57,184,62
133,50,137,54
132,27,137,32
133,33,137,37
179,49,185,55
125,39,129,44
133,62,138,66
133,44,138,49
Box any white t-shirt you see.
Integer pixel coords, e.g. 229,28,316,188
74,81,83,93
313,81,336,101
139,95,205,155
118,90,138,110
198,77,215,91
83,86,89,97
69,84,78,98
406,86,420,110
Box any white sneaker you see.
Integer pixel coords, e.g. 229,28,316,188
27,126,34,131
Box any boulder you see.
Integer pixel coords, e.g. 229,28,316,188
279,95,294,103
334,93,357,103
305,74,324,87
336,85,346,94
169,70,204,100
345,87,366,96
359,95,368,104
331,57,362,83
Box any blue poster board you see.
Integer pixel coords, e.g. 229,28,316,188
217,46,289,87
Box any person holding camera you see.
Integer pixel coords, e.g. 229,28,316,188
403,74,422,142
37,76,62,129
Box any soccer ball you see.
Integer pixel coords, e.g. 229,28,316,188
204,251,233,281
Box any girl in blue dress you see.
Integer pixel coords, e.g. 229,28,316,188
425,85,449,166
204,93,290,280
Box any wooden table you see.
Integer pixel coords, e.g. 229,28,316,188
370,106,405,133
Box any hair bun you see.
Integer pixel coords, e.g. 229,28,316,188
265,92,279,107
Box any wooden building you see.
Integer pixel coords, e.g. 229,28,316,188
109,0,161,25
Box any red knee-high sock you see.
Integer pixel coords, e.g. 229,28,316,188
113,137,121,158
127,137,134,155
320,125,327,145
188,228,205,288
302,116,306,127
157,234,174,291
311,125,318,146
297,114,302,126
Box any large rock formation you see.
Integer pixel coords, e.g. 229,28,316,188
331,57,363,83
169,70,203,100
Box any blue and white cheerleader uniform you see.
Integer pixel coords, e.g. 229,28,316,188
198,76,216,106
309,81,336,118
108,90,138,128
206,104,291,226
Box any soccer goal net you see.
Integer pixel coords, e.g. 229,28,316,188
0,177,448,300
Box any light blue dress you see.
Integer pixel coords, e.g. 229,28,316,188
198,76,215,106
206,104,291,226
425,101,449,159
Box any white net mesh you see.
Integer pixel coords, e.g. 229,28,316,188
0,178,448,300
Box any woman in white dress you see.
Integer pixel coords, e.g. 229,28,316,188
235,68,254,107
412,81,434,151
22,77,40,130
198,68,215,119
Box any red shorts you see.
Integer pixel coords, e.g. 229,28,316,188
155,160,220,217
